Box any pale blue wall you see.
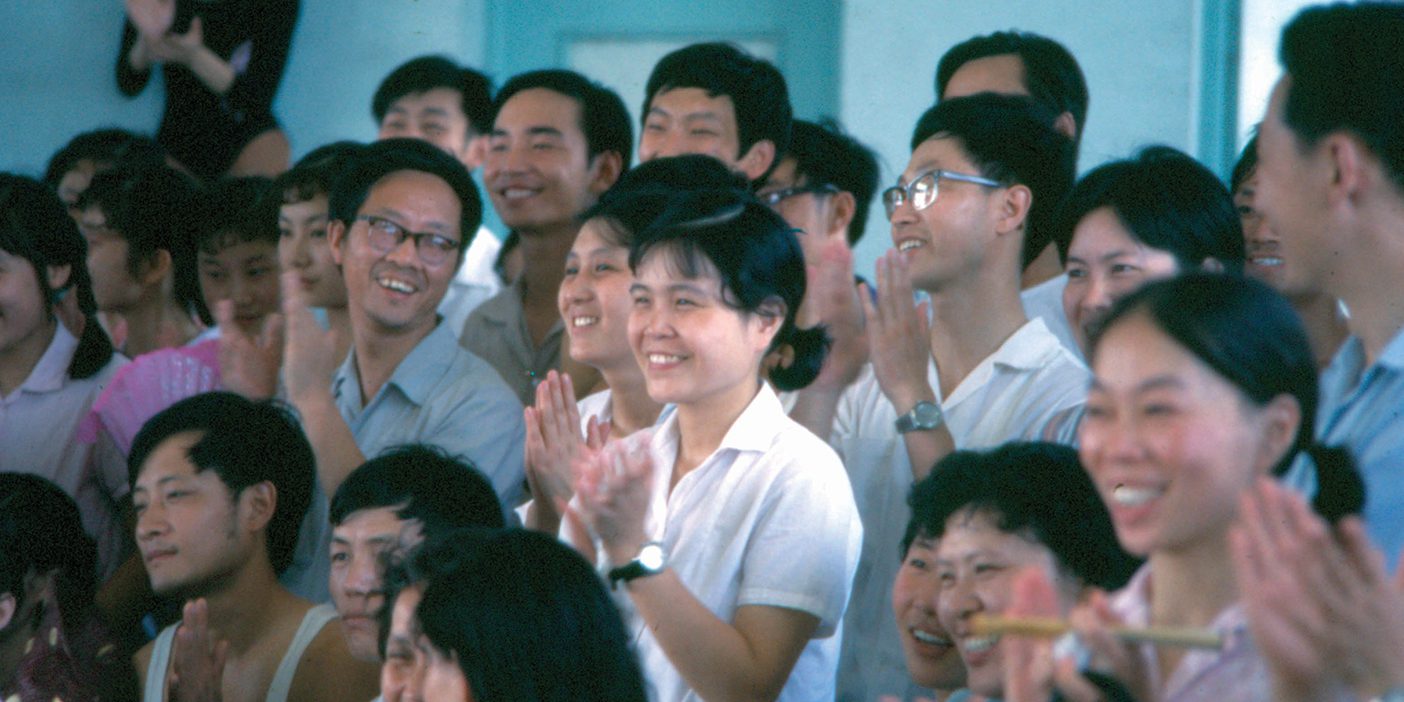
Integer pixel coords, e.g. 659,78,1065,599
0,0,486,177
2,0,1232,281
840,0,1216,278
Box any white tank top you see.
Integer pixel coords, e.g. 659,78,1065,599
142,603,338,702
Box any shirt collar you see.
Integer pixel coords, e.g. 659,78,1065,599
334,321,460,408
20,323,77,394
991,317,1070,371
649,383,785,459
1375,326,1404,371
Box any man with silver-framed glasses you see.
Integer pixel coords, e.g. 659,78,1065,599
820,93,1088,701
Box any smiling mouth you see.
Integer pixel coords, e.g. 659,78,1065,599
961,634,1001,655
898,239,925,252
1248,256,1284,267
648,353,685,364
499,187,540,201
911,628,952,647
1111,484,1165,506
572,316,599,328
377,276,418,294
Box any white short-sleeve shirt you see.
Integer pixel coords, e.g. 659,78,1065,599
576,384,863,702
829,317,1089,700
0,324,128,579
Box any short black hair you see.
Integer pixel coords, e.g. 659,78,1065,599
328,138,484,268
583,154,749,247
644,42,792,180
902,441,1140,592
784,119,880,245
1279,3,1404,194
78,164,207,323
193,177,276,255
43,128,165,191
910,94,1077,269
0,174,115,379
128,392,315,576
330,444,505,537
1052,146,1244,272
0,474,97,634
416,529,649,702
630,189,829,391
936,31,1089,143
494,69,633,169
269,141,365,207
372,55,494,136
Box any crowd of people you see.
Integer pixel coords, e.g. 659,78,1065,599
3,1,1404,700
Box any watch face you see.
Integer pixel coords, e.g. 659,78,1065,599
913,402,942,427
638,543,665,570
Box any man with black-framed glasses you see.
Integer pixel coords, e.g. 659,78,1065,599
818,94,1089,702
283,138,525,523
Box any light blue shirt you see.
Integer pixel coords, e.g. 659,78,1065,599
333,320,527,517
1315,329,1404,569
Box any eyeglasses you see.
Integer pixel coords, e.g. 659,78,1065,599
357,215,461,266
881,169,1003,219
758,183,840,208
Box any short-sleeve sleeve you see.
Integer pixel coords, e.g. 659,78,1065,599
736,441,862,636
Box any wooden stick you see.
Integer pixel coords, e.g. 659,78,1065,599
971,614,1223,650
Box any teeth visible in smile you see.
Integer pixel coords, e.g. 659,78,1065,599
963,635,1000,653
648,353,683,364
898,240,924,252
1250,256,1283,267
1112,484,1164,506
572,316,599,327
378,277,416,294
503,188,536,199
912,629,950,646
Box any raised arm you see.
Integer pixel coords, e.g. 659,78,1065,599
861,251,955,480
573,441,828,701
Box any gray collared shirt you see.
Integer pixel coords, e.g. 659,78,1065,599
458,279,564,407
333,320,527,514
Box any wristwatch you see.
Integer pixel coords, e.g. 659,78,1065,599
608,541,667,590
895,400,944,433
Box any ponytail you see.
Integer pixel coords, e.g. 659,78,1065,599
767,324,831,391
68,313,116,380
1301,444,1365,524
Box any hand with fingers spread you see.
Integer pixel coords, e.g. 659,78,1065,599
169,599,227,702
573,435,655,566
861,249,936,413
216,299,283,400
280,271,344,406
806,240,868,392
1231,478,1404,701
1003,568,1112,702
1067,593,1155,702
524,370,586,532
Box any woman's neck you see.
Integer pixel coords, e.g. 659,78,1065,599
1147,531,1238,629
122,295,201,357
0,317,57,396
672,378,762,487
598,365,663,438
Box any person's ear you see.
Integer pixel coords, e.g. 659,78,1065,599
752,297,787,349
138,249,174,287
462,134,487,171
1323,132,1373,210
1053,111,1078,141
46,264,72,292
827,190,857,241
328,219,348,266
0,592,15,631
586,150,624,196
1257,394,1302,476
737,140,777,182
994,183,1034,236
240,481,278,533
